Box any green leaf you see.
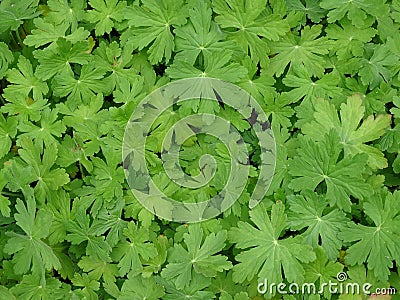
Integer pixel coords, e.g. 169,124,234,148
0,0,40,32
359,44,396,89
93,41,139,90
282,64,342,103
286,0,327,23
325,18,376,61
1,93,48,123
162,223,232,289
46,0,86,31
340,264,391,298
287,191,349,260
0,113,17,160
237,57,275,103
47,190,71,245
260,93,294,129
71,273,100,299
87,147,125,200
142,235,169,277
174,0,238,65
33,38,92,81
268,25,332,77
86,0,126,36
341,190,400,281
229,202,316,285
166,50,247,83
121,0,188,64
90,198,126,247
2,159,36,200
303,246,343,299
265,126,291,195
17,137,70,202
55,134,94,172
111,221,157,276
320,0,389,27
66,207,112,262
343,78,394,116
130,52,157,93
212,0,289,66
4,197,61,275
0,286,16,300
5,55,49,101
0,42,13,79
10,275,65,300
0,172,11,217
159,274,214,300
301,95,391,169
78,255,118,284
208,271,249,300
288,130,372,212
18,107,66,151
52,64,110,107
24,17,89,48
119,274,165,300
112,76,144,104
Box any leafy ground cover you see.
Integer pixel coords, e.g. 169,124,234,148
1,0,400,299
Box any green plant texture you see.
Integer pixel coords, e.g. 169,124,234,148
1,0,400,299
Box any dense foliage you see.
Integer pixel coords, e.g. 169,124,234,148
0,0,400,299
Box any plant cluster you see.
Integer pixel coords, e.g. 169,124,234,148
0,0,400,299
